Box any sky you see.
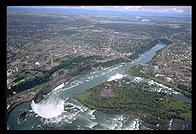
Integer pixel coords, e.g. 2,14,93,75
8,6,191,15
32,6,191,14
78,6,191,14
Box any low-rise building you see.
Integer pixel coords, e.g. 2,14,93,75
166,77,174,83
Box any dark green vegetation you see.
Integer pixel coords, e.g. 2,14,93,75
157,39,172,45
73,79,191,130
92,58,130,68
128,40,159,60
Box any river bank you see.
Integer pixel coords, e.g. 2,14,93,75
7,57,131,117
7,39,169,110
8,42,181,130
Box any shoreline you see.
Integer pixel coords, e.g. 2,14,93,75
6,58,125,118
7,68,93,118
7,41,164,120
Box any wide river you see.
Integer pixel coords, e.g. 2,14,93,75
7,42,191,130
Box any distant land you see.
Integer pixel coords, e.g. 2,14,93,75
8,6,191,18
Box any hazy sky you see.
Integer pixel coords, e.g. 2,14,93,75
46,6,191,14
10,6,191,14
98,6,191,13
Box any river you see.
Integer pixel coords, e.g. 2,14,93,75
7,42,191,130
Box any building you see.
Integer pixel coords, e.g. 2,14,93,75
35,62,40,66
7,69,15,77
154,66,159,71
155,74,164,78
166,77,174,83
15,67,19,72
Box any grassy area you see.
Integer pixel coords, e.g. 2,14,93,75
53,55,71,63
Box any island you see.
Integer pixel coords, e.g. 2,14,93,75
73,77,192,130
18,111,27,125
